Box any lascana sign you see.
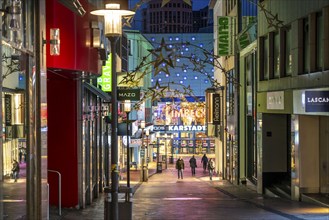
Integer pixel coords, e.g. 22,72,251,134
98,53,112,92
305,91,329,112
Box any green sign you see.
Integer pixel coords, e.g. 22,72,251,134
98,53,112,92
218,16,234,56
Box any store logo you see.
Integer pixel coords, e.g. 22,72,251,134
213,94,220,125
305,91,329,112
117,88,140,101
5,95,11,126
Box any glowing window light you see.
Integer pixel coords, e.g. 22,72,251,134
194,76,198,79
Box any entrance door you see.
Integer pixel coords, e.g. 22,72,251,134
319,116,329,194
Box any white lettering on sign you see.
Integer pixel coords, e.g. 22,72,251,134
307,97,329,103
168,125,206,132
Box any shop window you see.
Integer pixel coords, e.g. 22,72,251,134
273,32,280,78
303,17,310,74
316,12,323,70
260,36,269,80
284,26,292,76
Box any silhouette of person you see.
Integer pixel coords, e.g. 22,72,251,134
12,160,20,182
176,157,184,179
208,158,215,180
201,154,208,173
189,155,197,176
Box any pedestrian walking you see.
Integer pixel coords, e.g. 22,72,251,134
19,150,23,163
176,156,184,179
201,154,208,173
189,155,197,176
12,160,20,182
208,158,215,180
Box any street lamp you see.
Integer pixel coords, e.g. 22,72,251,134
124,100,131,188
156,132,161,173
145,129,149,164
164,133,167,169
140,120,145,165
91,3,135,220
140,120,148,182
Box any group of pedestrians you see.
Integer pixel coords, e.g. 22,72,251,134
175,154,216,180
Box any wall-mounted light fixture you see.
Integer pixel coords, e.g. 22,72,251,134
0,0,22,31
43,28,60,56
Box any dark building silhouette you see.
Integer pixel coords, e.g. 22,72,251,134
141,0,212,33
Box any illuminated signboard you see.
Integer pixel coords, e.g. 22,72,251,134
98,53,112,92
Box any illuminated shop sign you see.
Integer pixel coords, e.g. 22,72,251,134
168,125,206,132
5,94,12,126
98,53,112,92
117,88,140,101
213,94,220,125
305,91,329,112
153,125,206,132
217,16,235,56
153,102,205,126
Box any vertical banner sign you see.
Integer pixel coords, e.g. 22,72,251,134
98,53,112,92
213,94,220,125
5,94,12,126
218,16,235,56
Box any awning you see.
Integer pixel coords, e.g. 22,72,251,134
83,82,111,102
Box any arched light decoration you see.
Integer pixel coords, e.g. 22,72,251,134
91,3,135,37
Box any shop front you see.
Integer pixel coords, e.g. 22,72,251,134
291,89,329,201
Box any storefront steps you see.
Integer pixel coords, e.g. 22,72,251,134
265,184,291,200
301,193,329,208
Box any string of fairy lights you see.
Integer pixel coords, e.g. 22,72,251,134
119,0,285,110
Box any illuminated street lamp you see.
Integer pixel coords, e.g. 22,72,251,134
91,3,135,220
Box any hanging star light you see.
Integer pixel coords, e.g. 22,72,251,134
122,15,134,28
149,38,175,75
148,80,168,101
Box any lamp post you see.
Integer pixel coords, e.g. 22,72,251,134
145,129,149,165
140,120,148,182
140,120,145,166
164,133,167,169
124,100,131,188
91,4,135,220
156,132,161,173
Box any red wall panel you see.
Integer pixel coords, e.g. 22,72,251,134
47,71,78,207
46,0,99,74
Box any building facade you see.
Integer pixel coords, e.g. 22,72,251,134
257,0,329,202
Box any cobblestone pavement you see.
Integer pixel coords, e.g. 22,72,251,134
2,155,329,219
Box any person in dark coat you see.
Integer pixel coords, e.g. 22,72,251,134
201,154,208,173
12,160,20,182
176,156,185,179
208,158,215,180
189,155,197,176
